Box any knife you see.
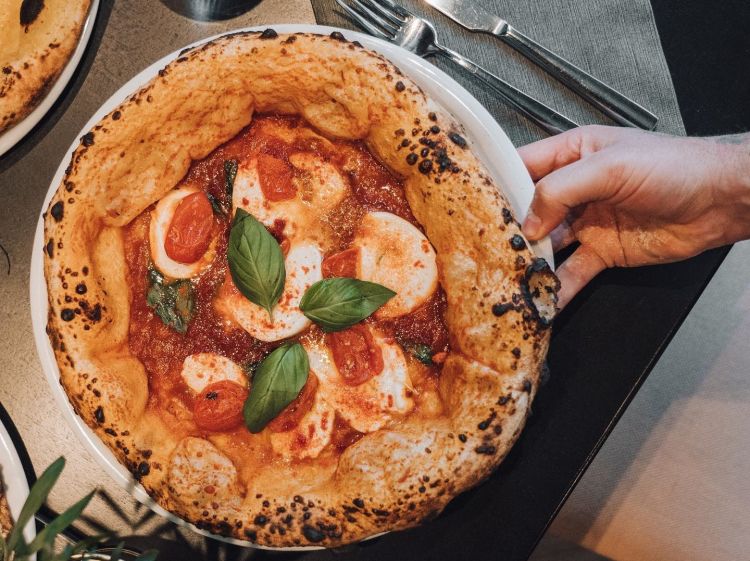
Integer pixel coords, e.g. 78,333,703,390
422,0,658,130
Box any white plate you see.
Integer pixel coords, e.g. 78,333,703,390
0,417,36,552
30,24,554,549
0,0,100,157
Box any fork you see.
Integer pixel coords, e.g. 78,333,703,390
334,0,579,135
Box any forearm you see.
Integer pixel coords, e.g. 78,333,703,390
710,133,750,245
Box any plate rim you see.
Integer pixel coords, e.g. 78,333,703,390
29,23,552,550
0,417,36,553
0,0,101,157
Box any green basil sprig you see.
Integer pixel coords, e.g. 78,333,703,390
299,277,396,332
399,339,435,365
227,209,286,319
243,342,309,433
224,159,238,198
146,267,195,334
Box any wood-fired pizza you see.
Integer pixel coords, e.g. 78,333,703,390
0,0,92,133
42,30,559,547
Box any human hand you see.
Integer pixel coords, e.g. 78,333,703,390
519,126,750,309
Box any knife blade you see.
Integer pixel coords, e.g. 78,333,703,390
423,0,510,36
422,0,659,130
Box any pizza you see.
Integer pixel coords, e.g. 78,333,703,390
0,477,12,538
42,30,559,547
0,0,91,133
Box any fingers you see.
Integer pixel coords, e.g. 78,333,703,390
522,149,626,241
555,245,607,309
517,125,621,181
549,220,576,252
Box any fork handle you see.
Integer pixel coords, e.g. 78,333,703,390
500,25,658,130
436,46,578,135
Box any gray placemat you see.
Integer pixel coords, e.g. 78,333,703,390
311,0,685,146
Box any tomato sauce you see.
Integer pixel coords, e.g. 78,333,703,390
124,114,450,463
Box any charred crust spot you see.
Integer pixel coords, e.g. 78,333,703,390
80,301,102,322
502,207,514,225
284,36,297,44
428,112,437,121
94,406,104,423
20,0,45,26
522,379,532,393
448,132,467,147
406,153,418,166
395,81,406,92
75,283,87,295
475,444,496,455
418,159,433,174
137,461,150,477
293,495,304,503
142,449,152,458
511,347,521,358
2,67,11,75
520,258,560,329
112,110,121,120
260,29,278,39
353,498,365,508
458,433,467,443
45,238,54,258
50,201,64,222
329,31,346,42
253,515,268,526
352,40,363,47
491,302,514,317
420,147,429,158
60,309,75,322
372,508,389,517
81,132,95,147
302,525,325,543
244,529,257,541
104,428,117,436
401,138,410,147
510,234,526,251
430,125,440,134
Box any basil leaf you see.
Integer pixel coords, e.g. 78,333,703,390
206,192,227,217
224,159,238,198
24,491,95,555
227,209,285,319
243,342,309,433
146,269,195,333
299,277,396,332
399,340,434,365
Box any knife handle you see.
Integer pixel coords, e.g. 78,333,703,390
501,25,658,130
437,47,578,136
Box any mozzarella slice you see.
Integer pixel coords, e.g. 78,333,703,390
232,158,298,236
353,212,438,318
306,328,414,433
149,186,217,279
269,387,335,460
215,242,323,342
168,436,240,508
232,154,349,242
288,152,348,211
180,353,247,394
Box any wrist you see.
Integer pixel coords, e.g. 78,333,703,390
710,134,750,244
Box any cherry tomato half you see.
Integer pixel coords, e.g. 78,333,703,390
193,380,248,432
257,154,296,202
165,191,214,264
322,247,359,278
326,324,384,386
268,373,319,433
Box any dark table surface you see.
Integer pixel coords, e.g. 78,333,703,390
0,0,748,560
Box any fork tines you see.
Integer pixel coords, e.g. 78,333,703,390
335,0,409,40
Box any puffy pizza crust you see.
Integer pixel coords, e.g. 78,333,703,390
0,0,92,133
43,30,558,547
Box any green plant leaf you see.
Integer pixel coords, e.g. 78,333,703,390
206,193,226,217
224,159,238,198
0,534,8,561
146,269,195,334
7,457,65,552
24,492,95,555
398,339,434,365
227,209,285,319
243,342,309,433
299,277,396,332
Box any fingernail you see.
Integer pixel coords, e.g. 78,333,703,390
522,211,541,239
